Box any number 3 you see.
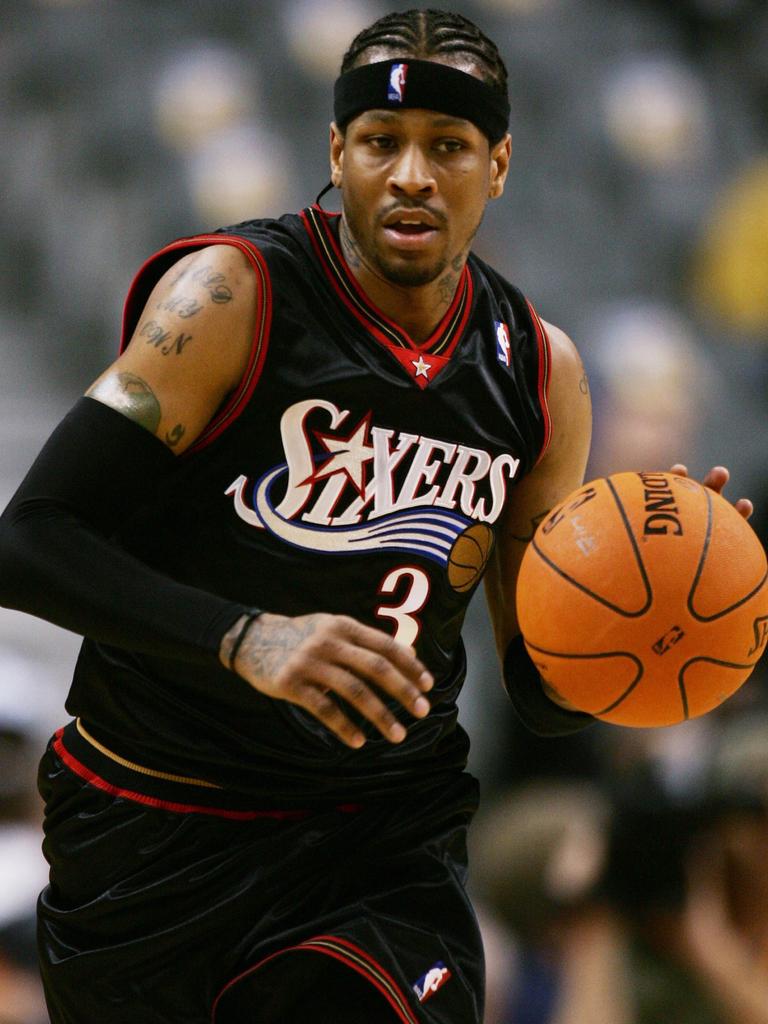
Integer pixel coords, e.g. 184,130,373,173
375,566,430,646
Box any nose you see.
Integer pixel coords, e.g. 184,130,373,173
387,143,437,197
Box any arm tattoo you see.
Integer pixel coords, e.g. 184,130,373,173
87,372,162,434
169,264,233,304
156,295,203,319
165,423,186,447
509,509,550,543
238,615,318,679
139,320,193,356
192,266,233,304
139,320,171,348
579,372,589,395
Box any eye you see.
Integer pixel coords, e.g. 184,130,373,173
435,138,467,153
367,134,397,150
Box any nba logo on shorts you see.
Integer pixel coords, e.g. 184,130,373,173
495,321,511,366
388,62,408,103
413,961,451,1003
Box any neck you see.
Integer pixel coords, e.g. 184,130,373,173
339,218,465,344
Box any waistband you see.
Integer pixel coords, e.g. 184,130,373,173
52,720,362,821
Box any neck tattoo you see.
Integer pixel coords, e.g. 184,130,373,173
340,220,363,269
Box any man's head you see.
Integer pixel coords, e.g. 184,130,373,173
339,9,509,126
329,9,512,291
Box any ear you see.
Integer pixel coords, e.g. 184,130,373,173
488,132,511,199
329,122,344,188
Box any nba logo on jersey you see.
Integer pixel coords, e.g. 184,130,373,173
495,321,511,366
388,62,408,102
413,961,451,1003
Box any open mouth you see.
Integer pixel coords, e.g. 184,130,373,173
381,215,440,249
387,221,434,235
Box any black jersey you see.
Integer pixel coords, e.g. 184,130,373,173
65,207,552,803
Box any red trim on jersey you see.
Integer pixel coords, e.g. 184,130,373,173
300,206,472,386
212,933,418,1023
525,299,553,464
119,234,273,453
52,728,312,822
436,267,474,359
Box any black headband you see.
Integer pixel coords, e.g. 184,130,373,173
334,59,510,144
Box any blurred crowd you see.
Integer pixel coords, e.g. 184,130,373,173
1,0,767,1021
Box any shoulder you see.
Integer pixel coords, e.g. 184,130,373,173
538,319,591,464
542,319,585,381
170,242,258,284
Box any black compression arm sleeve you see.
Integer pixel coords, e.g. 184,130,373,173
0,397,250,664
504,634,595,736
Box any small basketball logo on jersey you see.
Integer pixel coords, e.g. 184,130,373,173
388,62,408,103
413,961,451,1003
495,321,511,366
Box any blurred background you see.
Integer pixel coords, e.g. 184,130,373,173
0,0,767,1021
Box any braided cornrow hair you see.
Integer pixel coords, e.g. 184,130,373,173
340,8,508,100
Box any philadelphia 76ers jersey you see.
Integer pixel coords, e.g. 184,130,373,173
65,206,553,802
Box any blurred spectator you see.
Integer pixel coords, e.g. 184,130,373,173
585,300,714,477
470,780,623,1023
472,702,768,1023
691,157,768,339
0,656,51,1024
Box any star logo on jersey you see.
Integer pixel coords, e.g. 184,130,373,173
306,413,375,497
411,355,432,379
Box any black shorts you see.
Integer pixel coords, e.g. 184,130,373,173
37,722,484,1024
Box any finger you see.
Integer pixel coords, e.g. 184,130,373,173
699,465,729,493
312,664,407,742
340,617,434,692
734,497,754,520
337,643,433,720
290,681,367,749
669,463,688,477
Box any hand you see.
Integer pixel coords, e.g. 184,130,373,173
670,463,753,519
221,612,434,748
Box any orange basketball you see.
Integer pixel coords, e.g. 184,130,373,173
516,471,768,727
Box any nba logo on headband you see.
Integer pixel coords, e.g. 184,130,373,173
387,62,408,103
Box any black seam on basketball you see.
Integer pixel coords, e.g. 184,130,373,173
686,486,712,622
678,656,757,720
688,493,768,621
678,666,690,719
605,476,653,613
524,641,643,715
529,477,652,617
451,561,476,570
530,536,650,617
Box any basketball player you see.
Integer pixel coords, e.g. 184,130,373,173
0,9,751,1023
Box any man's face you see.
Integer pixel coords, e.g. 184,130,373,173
330,77,510,289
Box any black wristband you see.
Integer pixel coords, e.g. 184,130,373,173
504,634,595,737
228,610,263,670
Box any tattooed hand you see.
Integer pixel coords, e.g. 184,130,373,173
219,612,434,748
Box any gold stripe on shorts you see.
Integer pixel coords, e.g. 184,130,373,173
75,718,223,790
